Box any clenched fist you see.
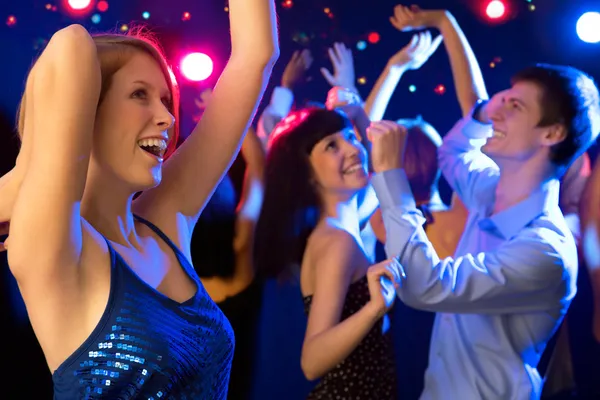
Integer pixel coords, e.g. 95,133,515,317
367,120,407,173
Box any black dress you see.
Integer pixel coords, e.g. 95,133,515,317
218,278,264,400
303,276,397,399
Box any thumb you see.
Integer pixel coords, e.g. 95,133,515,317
320,68,336,86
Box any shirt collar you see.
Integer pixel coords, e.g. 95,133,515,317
479,179,560,240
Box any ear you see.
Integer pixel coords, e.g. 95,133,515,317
540,124,567,147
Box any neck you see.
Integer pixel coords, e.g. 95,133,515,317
493,156,555,215
81,170,142,249
319,191,361,235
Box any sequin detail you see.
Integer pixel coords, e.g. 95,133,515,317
52,216,234,399
303,276,397,400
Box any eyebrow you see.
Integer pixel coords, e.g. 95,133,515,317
507,96,528,109
133,80,171,101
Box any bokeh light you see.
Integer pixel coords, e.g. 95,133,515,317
577,12,600,44
181,53,214,82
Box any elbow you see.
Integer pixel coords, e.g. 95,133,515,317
50,24,95,53
300,345,323,381
300,356,321,382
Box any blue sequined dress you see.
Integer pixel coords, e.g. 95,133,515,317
52,215,235,399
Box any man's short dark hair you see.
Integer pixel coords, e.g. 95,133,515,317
511,64,600,173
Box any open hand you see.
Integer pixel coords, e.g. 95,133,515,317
388,31,443,71
282,49,313,90
320,42,356,91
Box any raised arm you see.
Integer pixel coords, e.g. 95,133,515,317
364,31,442,121
256,50,312,148
301,230,397,380
9,25,100,278
136,0,279,229
230,126,266,286
389,5,488,117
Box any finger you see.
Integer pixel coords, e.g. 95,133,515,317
290,50,300,62
328,47,341,69
340,43,353,64
389,16,401,30
334,43,347,67
301,49,314,69
380,120,404,131
406,33,419,52
320,68,336,86
427,35,444,56
386,259,404,285
414,31,430,54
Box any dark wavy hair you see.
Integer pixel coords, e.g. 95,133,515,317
397,117,443,205
254,108,353,280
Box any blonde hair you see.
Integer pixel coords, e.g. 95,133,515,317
17,26,180,157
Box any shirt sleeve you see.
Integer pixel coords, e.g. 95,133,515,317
371,168,574,314
438,107,499,210
256,86,294,147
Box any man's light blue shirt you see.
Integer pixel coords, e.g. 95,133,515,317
371,113,578,400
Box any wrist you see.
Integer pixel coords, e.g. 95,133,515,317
373,163,402,174
364,300,385,320
385,62,408,75
472,99,491,124
433,10,453,30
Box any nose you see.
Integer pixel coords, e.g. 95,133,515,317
343,138,363,159
487,93,506,121
154,103,175,131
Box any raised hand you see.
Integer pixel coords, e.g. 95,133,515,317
367,120,408,173
366,258,404,318
388,31,443,72
390,4,446,32
320,42,356,90
282,49,313,90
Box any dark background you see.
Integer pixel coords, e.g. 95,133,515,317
1,0,599,398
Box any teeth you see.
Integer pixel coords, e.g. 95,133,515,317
137,138,168,149
492,130,505,138
344,165,363,174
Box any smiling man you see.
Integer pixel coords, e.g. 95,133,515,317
366,7,600,399
369,64,600,399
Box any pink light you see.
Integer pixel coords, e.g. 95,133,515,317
68,0,92,10
181,53,213,82
486,0,506,20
